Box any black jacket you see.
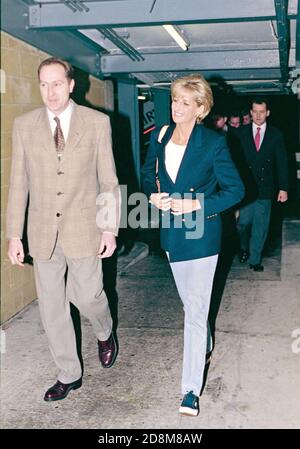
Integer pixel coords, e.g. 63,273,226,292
234,123,288,201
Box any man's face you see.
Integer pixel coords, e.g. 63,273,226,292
250,102,270,126
228,116,241,128
242,114,251,125
39,63,74,115
213,115,227,129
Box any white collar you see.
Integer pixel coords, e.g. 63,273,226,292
253,122,267,132
47,100,73,121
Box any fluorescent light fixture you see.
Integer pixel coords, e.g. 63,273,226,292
138,95,147,100
163,25,189,51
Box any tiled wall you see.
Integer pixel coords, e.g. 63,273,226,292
1,31,114,323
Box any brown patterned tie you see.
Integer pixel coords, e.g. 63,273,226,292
53,116,65,156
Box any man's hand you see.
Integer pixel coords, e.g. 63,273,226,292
149,192,172,211
277,190,288,203
8,238,25,267
171,198,201,215
97,232,117,259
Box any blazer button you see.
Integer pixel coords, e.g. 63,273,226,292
189,188,194,192
56,213,61,217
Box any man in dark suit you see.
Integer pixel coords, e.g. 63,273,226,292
235,97,288,271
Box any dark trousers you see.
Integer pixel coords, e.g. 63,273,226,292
237,199,272,265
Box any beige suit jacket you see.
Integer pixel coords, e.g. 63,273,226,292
6,101,120,260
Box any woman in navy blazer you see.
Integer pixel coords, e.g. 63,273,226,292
142,75,244,416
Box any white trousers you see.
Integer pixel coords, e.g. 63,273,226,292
169,254,218,396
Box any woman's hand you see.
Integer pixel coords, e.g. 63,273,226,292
149,193,172,211
171,198,201,215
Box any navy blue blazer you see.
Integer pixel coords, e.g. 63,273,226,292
142,123,245,262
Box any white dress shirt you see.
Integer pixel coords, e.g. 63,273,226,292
165,140,186,183
47,101,74,140
252,122,266,150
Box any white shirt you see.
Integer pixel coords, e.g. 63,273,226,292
252,122,266,149
47,101,73,141
165,140,186,183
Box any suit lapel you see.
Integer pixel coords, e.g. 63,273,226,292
38,108,55,155
259,124,271,153
174,124,202,190
160,124,176,185
39,108,58,163
247,124,257,154
40,101,85,159
64,102,84,154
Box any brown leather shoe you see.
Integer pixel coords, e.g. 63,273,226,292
44,378,82,402
98,333,117,368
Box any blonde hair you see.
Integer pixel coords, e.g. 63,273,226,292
171,74,213,123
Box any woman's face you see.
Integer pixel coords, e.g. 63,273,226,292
171,87,203,125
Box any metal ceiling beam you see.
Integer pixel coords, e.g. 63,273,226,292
290,0,300,95
274,0,290,84
98,28,144,61
296,0,300,70
1,0,103,76
27,0,289,30
101,49,291,74
133,68,283,83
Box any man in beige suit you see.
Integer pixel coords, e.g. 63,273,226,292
6,57,120,402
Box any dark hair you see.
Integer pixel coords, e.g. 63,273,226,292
228,110,241,119
241,107,250,116
211,109,227,119
37,57,74,80
251,97,270,110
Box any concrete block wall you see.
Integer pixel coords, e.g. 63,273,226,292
1,31,114,323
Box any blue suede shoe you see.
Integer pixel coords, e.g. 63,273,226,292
179,391,199,416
